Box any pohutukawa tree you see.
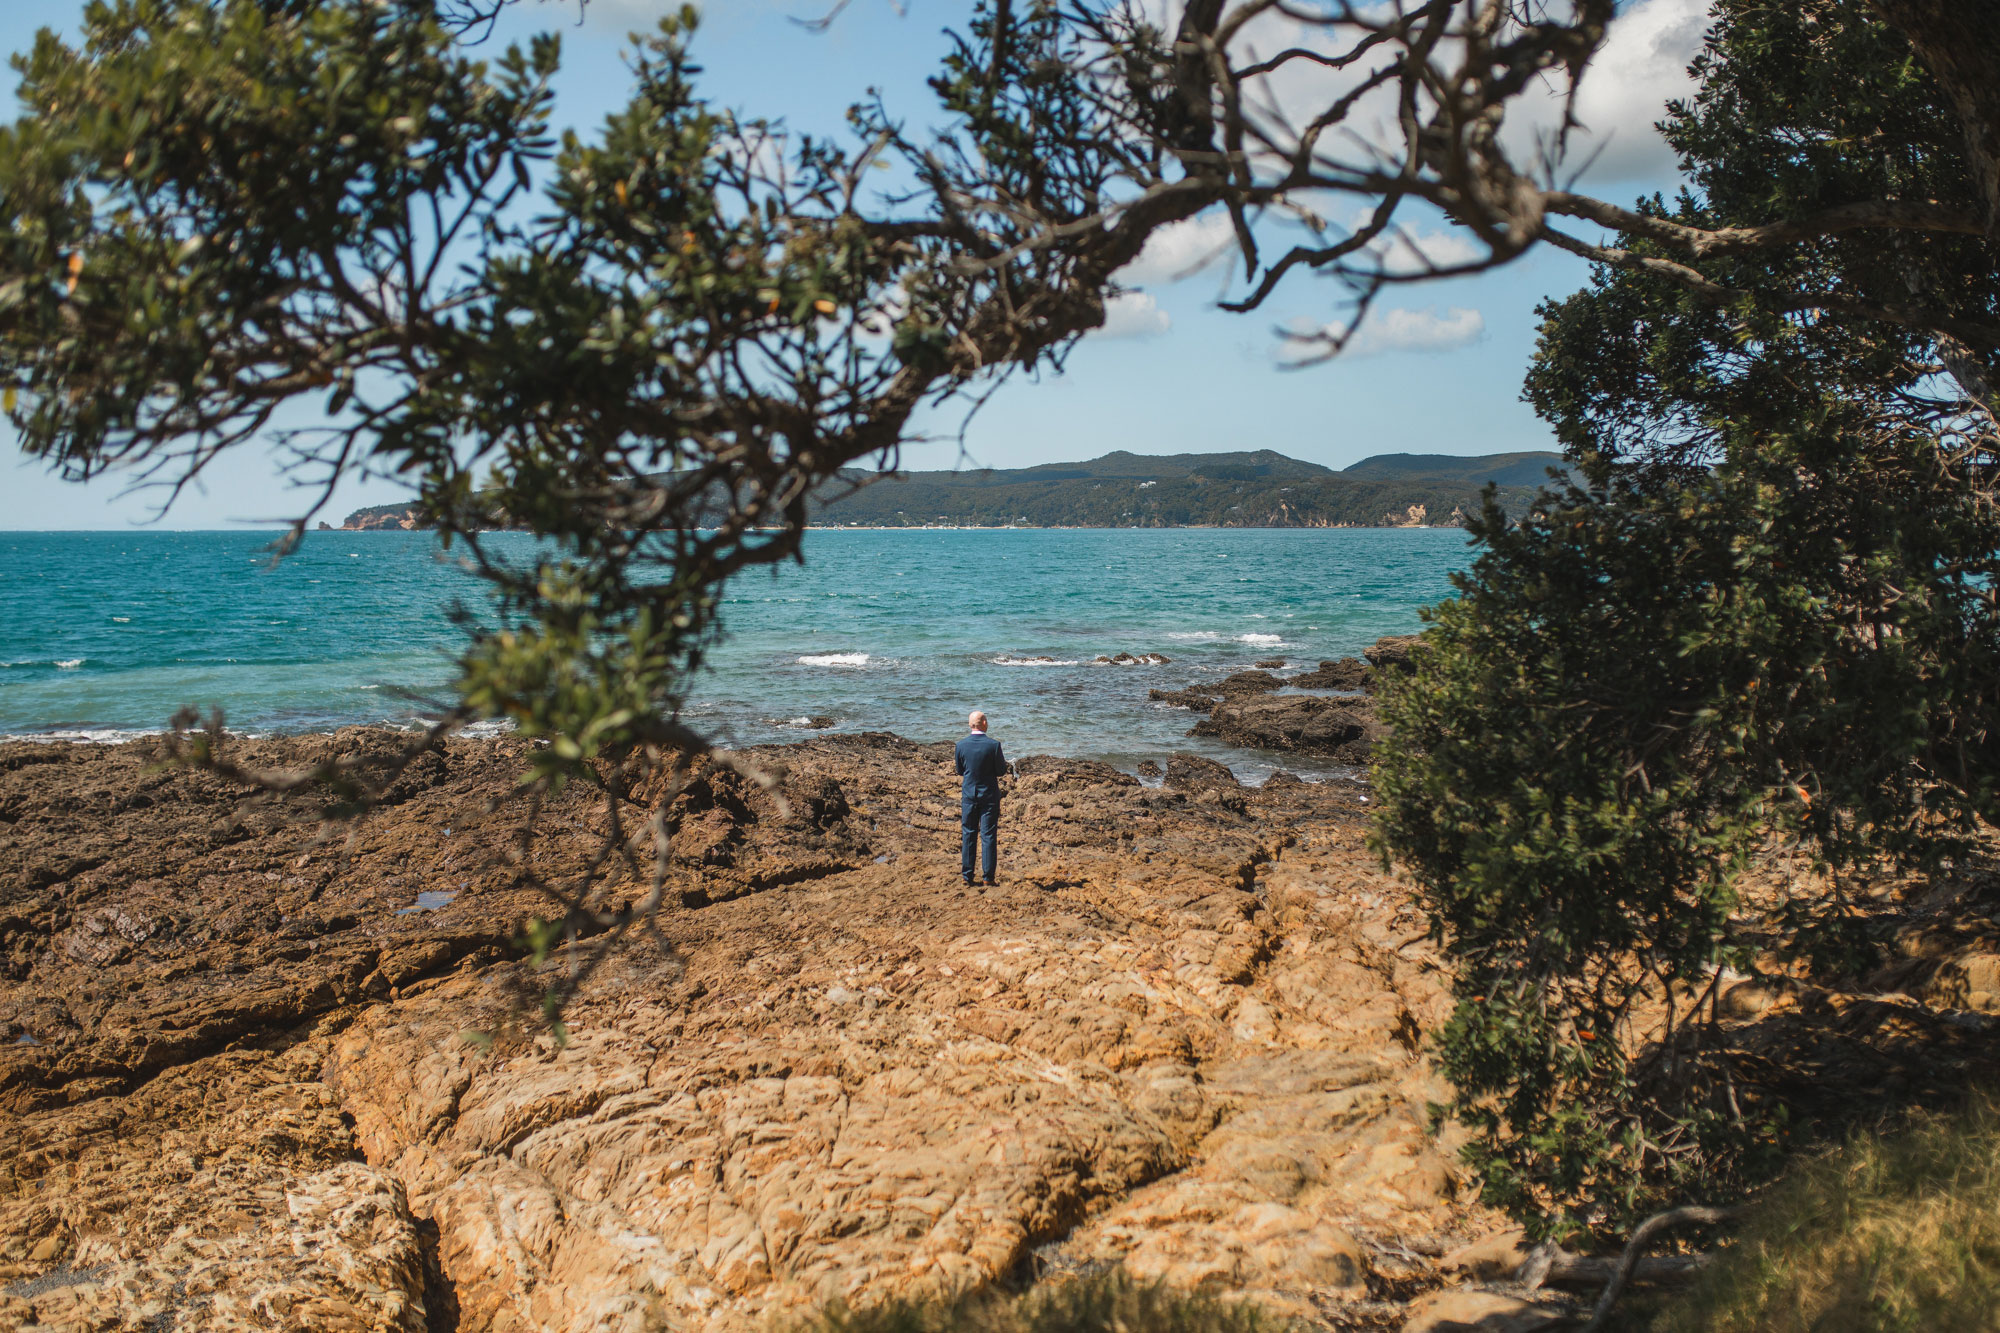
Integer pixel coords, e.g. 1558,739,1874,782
4,0,2000,1226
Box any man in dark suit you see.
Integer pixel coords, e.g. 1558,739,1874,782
954,711,1007,886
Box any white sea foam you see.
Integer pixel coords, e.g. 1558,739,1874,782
459,717,517,738
54,658,84,669
1166,631,1221,642
111,617,131,624
0,727,162,744
992,655,1080,666
798,652,870,667
1236,633,1282,646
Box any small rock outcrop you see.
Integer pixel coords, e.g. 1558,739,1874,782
1192,694,1383,762
1147,637,1418,761
1147,671,1287,714
1163,752,1240,790
1364,635,1423,675
1285,659,1371,691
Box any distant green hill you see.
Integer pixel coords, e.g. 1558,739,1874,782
340,449,1554,530
811,449,1539,527
1341,450,1571,488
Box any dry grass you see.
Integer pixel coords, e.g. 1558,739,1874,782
1652,1090,2000,1333
798,1272,1283,1333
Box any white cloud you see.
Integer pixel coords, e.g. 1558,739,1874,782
1114,212,1237,288
1095,290,1172,339
1225,0,1709,189
1359,217,1489,275
1508,0,1712,184
1291,305,1485,359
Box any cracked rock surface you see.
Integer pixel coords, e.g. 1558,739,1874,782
1,730,1482,1331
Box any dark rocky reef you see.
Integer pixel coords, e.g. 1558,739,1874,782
1192,695,1383,763
1146,638,1407,760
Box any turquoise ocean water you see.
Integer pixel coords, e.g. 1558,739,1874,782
0,528,1471,779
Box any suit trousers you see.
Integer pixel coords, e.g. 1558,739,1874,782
961,795,999,882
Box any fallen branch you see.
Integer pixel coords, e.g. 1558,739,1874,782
1542,1251,1711,1289
1581,1205,1738,1333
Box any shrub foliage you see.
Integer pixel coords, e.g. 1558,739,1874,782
1374,0,2000,1237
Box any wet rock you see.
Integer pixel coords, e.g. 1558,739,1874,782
1165,753,1240,790
1192,695,1383,762
1254,659,1286,670
1261,771,1304,789
1286,659,1370,691
1216,671,1285,696
1135,760,1164,780
1148,672,1284,717
1364,635,1423,675
1149,688,1223,712
1096,652,1172,665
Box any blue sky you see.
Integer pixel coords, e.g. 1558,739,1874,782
0,0,1707,528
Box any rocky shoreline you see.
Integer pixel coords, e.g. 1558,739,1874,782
0,723,1546,1332
1146,637,1416,763
6,707,1995,1331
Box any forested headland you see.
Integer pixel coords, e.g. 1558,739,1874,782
337,448,1567,529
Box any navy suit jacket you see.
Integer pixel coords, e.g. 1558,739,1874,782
955,731,1007,802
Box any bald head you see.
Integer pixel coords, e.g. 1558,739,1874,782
968,711,988,732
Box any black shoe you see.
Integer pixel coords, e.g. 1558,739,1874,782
962,877,975,887
982,878,997,886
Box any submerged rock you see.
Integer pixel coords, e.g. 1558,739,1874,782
1149,687,1223,712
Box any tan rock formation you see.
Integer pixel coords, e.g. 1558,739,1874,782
0,731,1487,1331
1399,1289,1566,1333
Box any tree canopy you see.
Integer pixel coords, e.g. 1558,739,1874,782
1375,0,2000,1236
6,0,2000,1233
